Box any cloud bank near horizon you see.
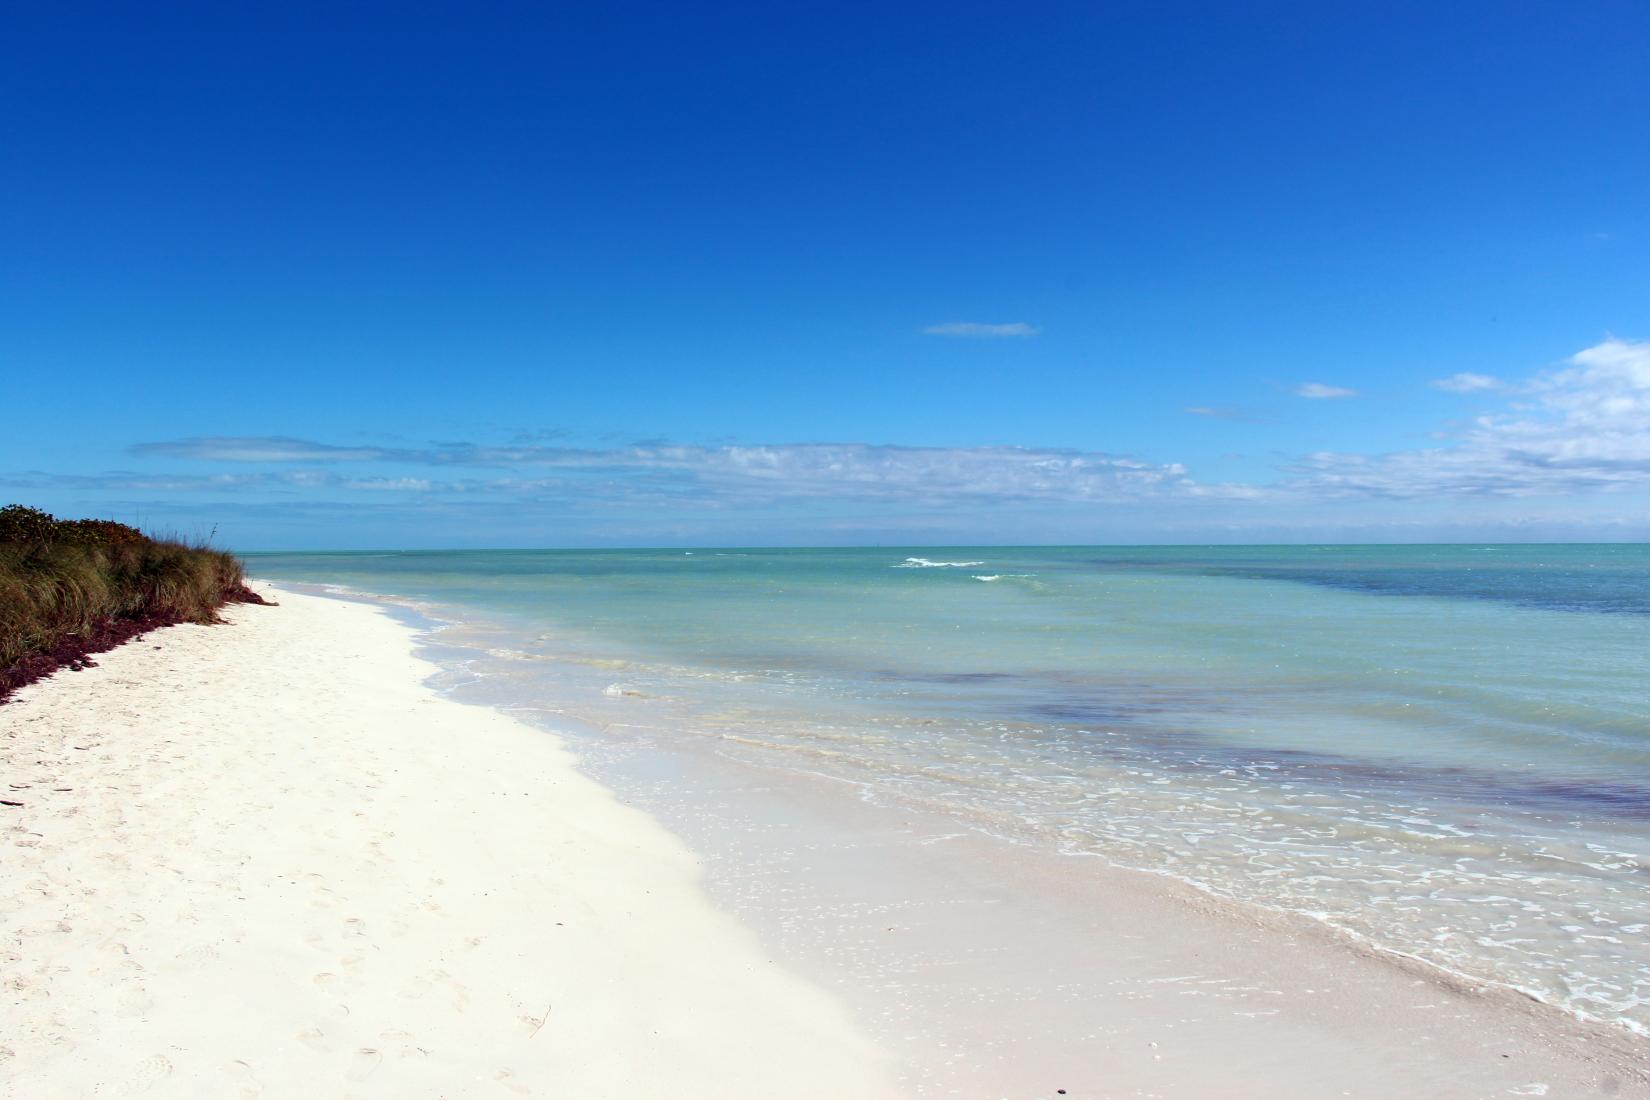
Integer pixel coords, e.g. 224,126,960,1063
111,441,1242,506
9,339,1648,543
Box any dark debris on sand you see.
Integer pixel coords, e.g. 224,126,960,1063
0,587,272,705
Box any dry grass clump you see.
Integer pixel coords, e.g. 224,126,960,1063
0,505,266,698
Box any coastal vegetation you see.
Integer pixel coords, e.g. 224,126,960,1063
0,505,265,701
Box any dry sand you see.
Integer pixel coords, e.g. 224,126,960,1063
0,586,898,1098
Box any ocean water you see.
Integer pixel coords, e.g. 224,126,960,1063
248,545,1650,1034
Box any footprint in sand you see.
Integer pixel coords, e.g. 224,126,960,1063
494,1068,531,1095
130,1052,172,1090
430,969,471,1012
230,1058,263,1098
116,987,155,1019
175,943,220,967
378,1028,426,1059
296,1027,329,1053
345,1048,382,1081
398,975,433,1001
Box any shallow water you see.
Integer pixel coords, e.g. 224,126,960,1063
248,544,1650,1033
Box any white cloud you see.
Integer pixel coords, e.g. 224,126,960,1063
1296,338,1650,497
922,322,1039,338
1295,382,1358,399
339,477,433,491
1184,405,1255,422
661,444,1199,503
1431,372,1502,393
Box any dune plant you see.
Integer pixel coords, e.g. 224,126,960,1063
0,505,266,700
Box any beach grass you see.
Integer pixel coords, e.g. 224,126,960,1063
0,505,264,698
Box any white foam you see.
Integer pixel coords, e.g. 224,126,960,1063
895,557,986,568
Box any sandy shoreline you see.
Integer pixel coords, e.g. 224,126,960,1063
383,581,1650,1098
0,585,897,1098
3,582,1647,1098
615,736,1650,1098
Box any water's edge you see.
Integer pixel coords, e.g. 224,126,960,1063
261,576,1650,1073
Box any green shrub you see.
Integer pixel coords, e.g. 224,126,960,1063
0,504,58,544
0,505,259,678
58,517,149,548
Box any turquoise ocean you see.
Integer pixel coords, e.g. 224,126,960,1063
248,545,1650,1034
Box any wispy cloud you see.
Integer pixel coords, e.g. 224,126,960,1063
1430,372,1502,393
922,322,1039,338
1294,382,1358,399
338,477,434,491
133,437,602,467
1184,406,1256,422
119,439,1248,506
130,437,396,463
0,469,438,494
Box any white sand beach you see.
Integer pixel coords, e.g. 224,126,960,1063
3,584,1647,1099
0,586,898,1098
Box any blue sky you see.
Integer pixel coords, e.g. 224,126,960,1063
3,2,1647,547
